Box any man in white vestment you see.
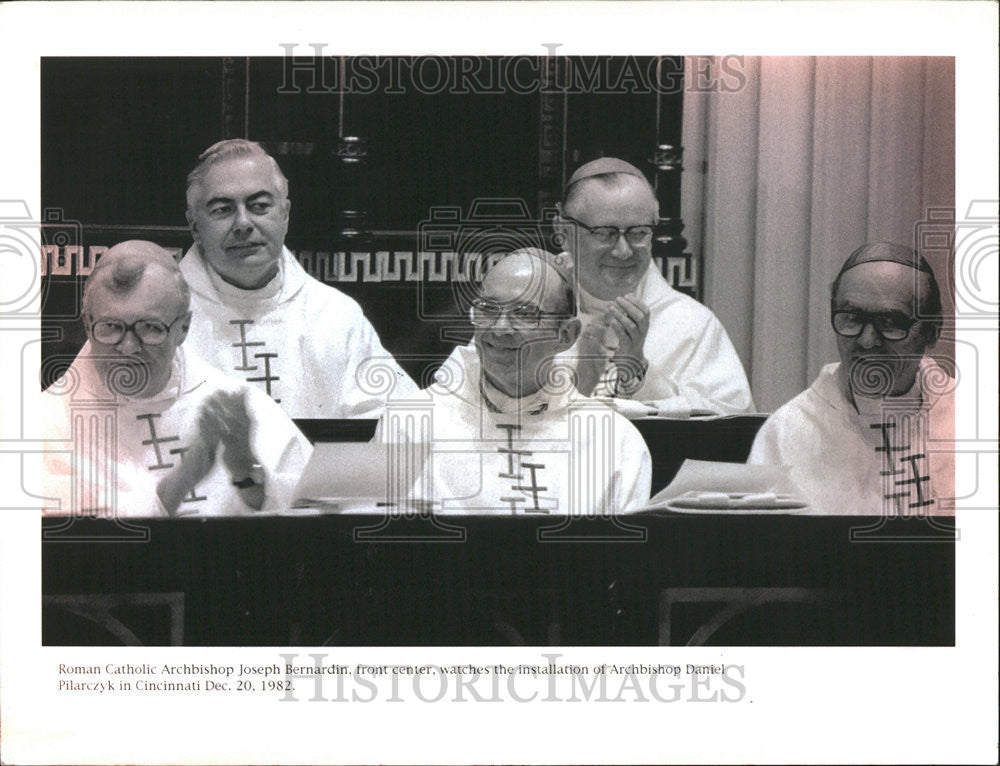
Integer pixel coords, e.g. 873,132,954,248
180,139,416,418
749,242,955,516
552,157,754,416
392,249,652,515
42,241,311,518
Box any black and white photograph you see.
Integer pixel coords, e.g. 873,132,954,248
1,2,997,764
34,50,959,646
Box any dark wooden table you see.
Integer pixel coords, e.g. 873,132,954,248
42,514,954,647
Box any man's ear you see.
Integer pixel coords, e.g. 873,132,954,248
185,208,201,247
175,310,193,346
558,317,582,349
921,319,941,348
552,204,574,254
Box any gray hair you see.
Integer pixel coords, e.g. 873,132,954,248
83,240,190,315
185,139,289,210
561,171,658,218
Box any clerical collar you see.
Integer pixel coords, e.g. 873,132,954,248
479,376,550,416
206,253,284,301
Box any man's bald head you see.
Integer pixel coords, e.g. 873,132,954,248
474,249,581,398
82,241,193,398
83,240,190,315
483,248,576,316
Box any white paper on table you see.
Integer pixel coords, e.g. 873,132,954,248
289,440,435,515
596,396,767,420
642,459,809,513
595,397,665,419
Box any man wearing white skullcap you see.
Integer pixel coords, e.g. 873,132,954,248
748,242,955,515
553,157,755,417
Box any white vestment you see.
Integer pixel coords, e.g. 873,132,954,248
748,358,955,516
387,345,652,515
41,345,312,517
560,260,755,416
179,245,417,418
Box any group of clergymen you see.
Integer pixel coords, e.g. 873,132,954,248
40,140,955,518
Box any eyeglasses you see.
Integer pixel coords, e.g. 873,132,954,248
561,214,654,247
470,298,569,330
89,315,186,346
831,310,917,341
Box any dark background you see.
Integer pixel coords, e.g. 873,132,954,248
40,56,685,385
38,57,956,649
42,57,674,228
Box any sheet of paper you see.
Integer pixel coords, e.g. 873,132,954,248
647,459,799,507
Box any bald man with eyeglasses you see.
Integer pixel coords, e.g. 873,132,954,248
394,249,651,515
553,158,754,417
748,242,955,516
41,240,311,518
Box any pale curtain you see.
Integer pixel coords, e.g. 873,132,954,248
682,56,955,412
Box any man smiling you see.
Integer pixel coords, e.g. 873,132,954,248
749,242,955,515
398,249,651,515
42,240,310,517
180,139,416,418
554,157,754,416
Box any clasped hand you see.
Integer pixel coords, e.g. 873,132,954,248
575,296,650,396
156,389,261,515
602,296,650,362
195,389,256,477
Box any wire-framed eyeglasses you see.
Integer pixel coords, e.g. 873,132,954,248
470,298,570,330
89,315,186,346
831,310,917,341
561,214,654,247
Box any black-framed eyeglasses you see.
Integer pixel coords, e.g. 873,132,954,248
831,310,917,341
88,315,186,346
470,298,569,330
561,214,654,247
